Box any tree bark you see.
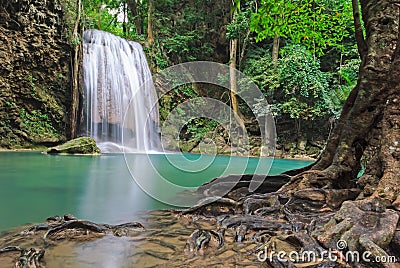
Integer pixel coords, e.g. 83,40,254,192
126,0,143,35
229,37,246,134
322,0,399,191
229,8,245,133
147,0,154,46
271,35,279,61
97,3,101,30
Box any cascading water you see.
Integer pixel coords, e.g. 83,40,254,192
82,30,160,153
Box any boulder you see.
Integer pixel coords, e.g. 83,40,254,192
297,136,308,151
46,137,101,155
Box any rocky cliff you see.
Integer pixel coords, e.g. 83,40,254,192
0,0,72,148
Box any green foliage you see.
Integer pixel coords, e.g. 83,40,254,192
245,45,332,121
250,0,353,55
27,74,39,98
83,0,121,35
159,83,199,122
243,48,280,95
28,75,37,91
144,42,168,69
250,0,293,40
159,83,222,148
278,45,331,119
61,0,81,43
328,55,360,117
163,32,212,61
82,0,144,39
5,101,15,107
226,7,251,40
183,118,219,140
19,108,58,137
152,0,230,65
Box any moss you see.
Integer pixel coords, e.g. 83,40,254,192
0,0,72,149
46,137,101,155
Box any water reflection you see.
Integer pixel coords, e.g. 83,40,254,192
79,154,168,224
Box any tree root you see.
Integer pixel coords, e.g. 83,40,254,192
0,246,21,253
181,174,398,267
0,214,145,267
43,220,107,240
278,170,329,194
180,197,240,216
0,246,44,268
38,214,145,241
196,174,291,199
314,198,399,266
184,229,216,257
15,248,45,268
279,169,358,196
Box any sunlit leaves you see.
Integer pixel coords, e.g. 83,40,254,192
250,0,353,55
278,45,332,119
245,45,332,120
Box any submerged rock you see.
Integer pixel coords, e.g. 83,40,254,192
45,137,101,155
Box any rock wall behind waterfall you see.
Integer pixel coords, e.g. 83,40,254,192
0,0,72,148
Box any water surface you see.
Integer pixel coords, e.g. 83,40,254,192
0,152,312,231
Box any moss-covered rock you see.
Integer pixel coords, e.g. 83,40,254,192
46,137,101,155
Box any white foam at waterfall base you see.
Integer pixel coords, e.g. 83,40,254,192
82,30,160,153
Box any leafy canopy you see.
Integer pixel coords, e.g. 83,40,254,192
250,0,353,55
245,45,332,121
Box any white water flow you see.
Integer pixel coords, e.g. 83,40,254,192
82,30,160,153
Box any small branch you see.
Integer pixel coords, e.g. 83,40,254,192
352,0,367,58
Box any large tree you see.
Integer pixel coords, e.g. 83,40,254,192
282,0,400,203
277,0,400,257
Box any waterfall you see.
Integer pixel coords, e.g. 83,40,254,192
82,30,160,153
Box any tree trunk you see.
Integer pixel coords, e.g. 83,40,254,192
281,0,400,203
70,0,82,139
126,0,143,35
147,0,154,46
271,35,279,61
122,2,127,36
229,8,245,134
229,37,246,133
97,3,101,30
